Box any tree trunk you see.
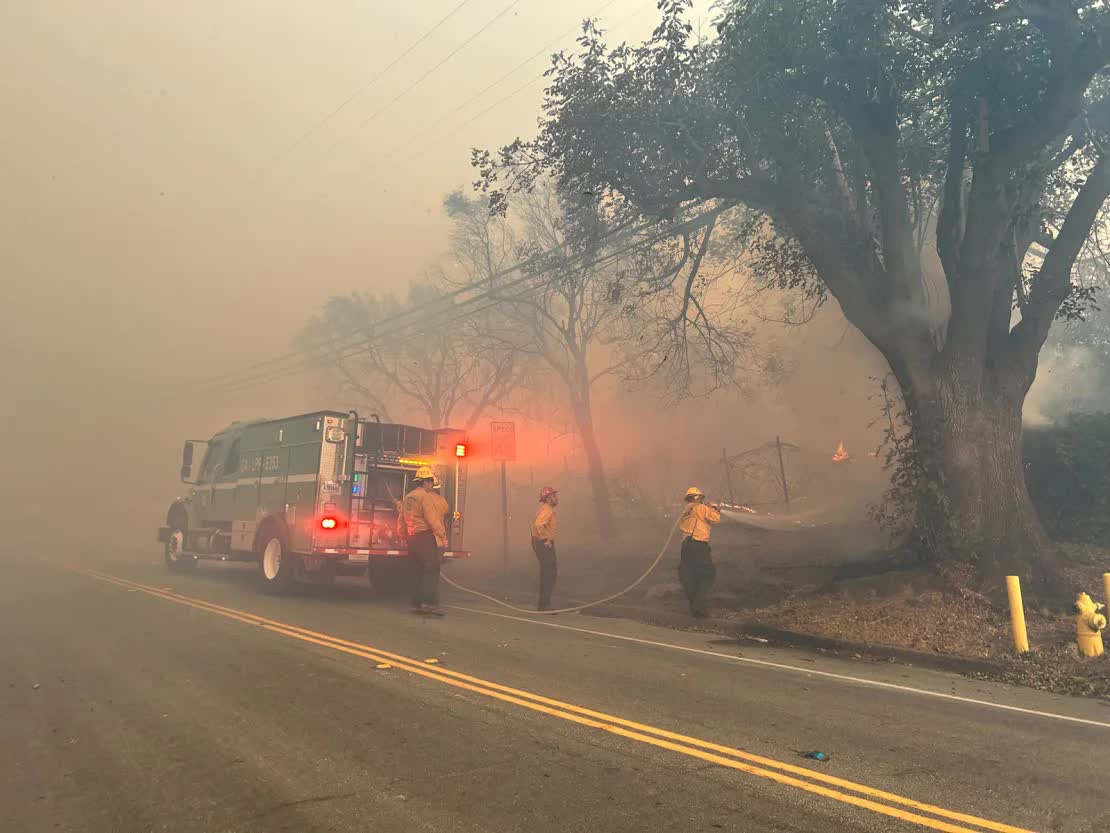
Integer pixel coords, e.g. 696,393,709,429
897,360,1056,593
569,374,616,540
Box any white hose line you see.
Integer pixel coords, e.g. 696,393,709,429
443,517,681,615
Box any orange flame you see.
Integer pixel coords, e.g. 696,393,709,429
832,441,850,463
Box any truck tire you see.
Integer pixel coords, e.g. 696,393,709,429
367,558,410,596
164,523,196,572
257,528,297,594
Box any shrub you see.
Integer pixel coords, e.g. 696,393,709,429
1024,413,1110,545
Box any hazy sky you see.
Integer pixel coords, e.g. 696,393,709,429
3,1,734,540
2,1,686,405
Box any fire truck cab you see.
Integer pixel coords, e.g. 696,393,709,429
157,411,470,593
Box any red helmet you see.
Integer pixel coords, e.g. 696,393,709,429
539,486,558,502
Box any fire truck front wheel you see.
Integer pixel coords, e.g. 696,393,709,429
164,524,196,572
257,528,296,593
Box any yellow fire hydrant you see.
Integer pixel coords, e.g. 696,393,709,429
1073,592,1107,658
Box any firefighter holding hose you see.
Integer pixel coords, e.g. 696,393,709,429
678,487,721,618
403,466,450,616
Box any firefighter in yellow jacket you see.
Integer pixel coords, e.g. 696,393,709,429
403,466,450,616
678,486,721,618
531,487,559,611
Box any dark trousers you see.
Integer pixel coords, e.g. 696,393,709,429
532,538,557,610
409,530,443,607
678,538,716,617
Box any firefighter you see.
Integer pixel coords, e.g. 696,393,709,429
678,486,721,618
403,466,450,616
531,486,559,611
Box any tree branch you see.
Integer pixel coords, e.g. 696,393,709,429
824,124,854,213
937,101,970,278
335,359,392,421
672,217,717,334
890,2,1079,47
463,356,519,431
991,17,1110,169
1009,152,1110,373
1049,134,1086,171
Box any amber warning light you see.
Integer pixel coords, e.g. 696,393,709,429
455,443,467,458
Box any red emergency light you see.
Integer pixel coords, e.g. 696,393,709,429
320,517,338,530
455,443,467,458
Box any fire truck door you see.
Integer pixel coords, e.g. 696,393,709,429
231,449,262,552
258,448,290,526
189,440,224,523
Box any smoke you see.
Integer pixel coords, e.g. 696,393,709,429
1,0,874,568
1025,344,1108,426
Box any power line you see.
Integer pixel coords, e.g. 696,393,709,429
191,253,609,394
457,70,546,130
343,69,549,183
255,0,476,176
272,3,645,221
424,0,622,134
191,204,728,397
317,0,526,163
209,208,718,394
191,217,578,389
380,1,653,170
189,215,662,395
191,200,652,392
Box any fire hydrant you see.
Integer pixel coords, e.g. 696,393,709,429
1073,592,1107,658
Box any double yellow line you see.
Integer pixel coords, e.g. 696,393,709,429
75,568,1035,833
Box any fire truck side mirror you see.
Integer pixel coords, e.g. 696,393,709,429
180,442,196,483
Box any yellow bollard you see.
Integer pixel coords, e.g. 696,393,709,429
1005,576,1030,654
1074,592,1106,658
1104,573,1110,611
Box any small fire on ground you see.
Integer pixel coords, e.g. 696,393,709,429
832,442,850,463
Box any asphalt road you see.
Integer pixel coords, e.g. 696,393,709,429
4,555,1108,833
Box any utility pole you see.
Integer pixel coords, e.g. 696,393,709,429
721,448,735,504
490,420,516,596
501,460,509,590
775,435,790,505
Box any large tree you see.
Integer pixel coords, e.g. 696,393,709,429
477,0,1110,587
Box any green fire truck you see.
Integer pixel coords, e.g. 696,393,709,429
156,411,470,593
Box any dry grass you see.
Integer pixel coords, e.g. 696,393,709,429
712,557,1110,697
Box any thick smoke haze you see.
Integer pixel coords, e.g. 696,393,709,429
0,1,965,560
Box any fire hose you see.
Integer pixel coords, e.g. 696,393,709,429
385,480,682,615
441,516,681,615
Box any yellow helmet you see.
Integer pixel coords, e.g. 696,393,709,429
414,466,436,482
685,486,704,500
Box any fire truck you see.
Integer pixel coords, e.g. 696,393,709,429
156,411,470,593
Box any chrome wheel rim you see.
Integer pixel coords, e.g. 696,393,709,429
263,538,283,580
168,530,185,562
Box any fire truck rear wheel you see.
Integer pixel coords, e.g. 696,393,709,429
164,525,196,572
257,529,296,593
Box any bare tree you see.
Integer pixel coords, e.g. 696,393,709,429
297,283,522,431
443,189,622,537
